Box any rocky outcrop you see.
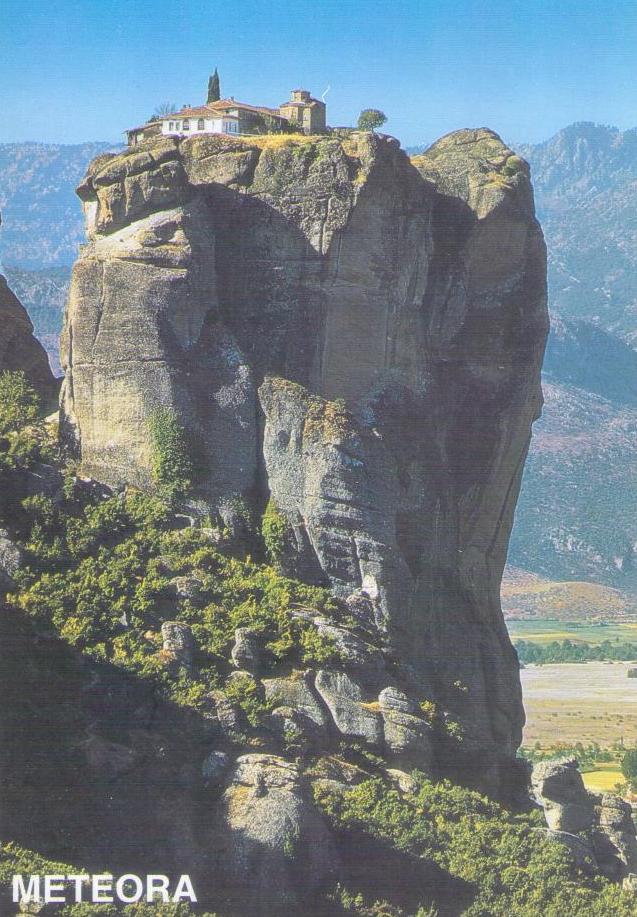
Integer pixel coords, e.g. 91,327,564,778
592,793,637,881
61,129,547,786
0,213,56,399
532,759,637,883
531,758,594,833
209,754,338,915
161,621,195,669
0,528,22,593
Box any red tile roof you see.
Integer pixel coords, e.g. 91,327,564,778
130,97,289,133
208,98,285,117
162,105,219,119
158,106,241,121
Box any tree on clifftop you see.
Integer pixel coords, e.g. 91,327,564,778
357,108,387,132
207,68,220,104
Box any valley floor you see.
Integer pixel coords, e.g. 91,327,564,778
521,661,637,747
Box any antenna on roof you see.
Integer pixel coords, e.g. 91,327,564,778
321,85,331,102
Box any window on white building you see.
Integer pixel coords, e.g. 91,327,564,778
183,119,190,130
169,121,174,130
198,118,205,130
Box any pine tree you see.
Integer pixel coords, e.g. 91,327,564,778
207,68,220,104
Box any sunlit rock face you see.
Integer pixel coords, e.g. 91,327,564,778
61,129,547,783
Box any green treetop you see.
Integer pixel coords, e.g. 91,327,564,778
357,108,387,132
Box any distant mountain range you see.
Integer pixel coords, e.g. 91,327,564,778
518,122,637,348
1,126,636,608
507,124,637,600
0,142,119,374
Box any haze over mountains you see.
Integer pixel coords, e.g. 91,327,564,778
508,124,637,609
0,142,117,373
1,123,636,610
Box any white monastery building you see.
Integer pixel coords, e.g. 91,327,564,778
126,72,327,146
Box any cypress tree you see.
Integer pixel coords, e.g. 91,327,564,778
207,68,220,103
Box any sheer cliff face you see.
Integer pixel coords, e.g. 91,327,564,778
61,130,547,767
0,214,56,397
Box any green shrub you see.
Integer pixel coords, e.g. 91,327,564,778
315,774,637,916
10,484,340,714
224,672,272,727
299,625,343,666
0,371,53,470
261,497,292,567
0,370,40,435
502,154,526,178
226,494,255,534
148,408,194,501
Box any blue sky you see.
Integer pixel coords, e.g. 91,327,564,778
1,0,636,147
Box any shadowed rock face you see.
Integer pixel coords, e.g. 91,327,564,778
61,129,547,777
0,213,56,398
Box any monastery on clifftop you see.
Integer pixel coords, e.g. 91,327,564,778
127,69,327,146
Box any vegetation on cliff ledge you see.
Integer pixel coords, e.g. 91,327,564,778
148,407,195,501
2,376,636,916
316,775,637,916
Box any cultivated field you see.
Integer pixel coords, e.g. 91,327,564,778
508,618,637,645
581,769,624,793
520,661,637,747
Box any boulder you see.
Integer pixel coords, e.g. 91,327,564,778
314,670,383,746
592,794,637,880
83,734,138,777
230,627,263,673
345,590,377,630
386,768,419,795
209,754,338,914
202,750,230,781
0,529,22,592
623,874,637,893
161,621,195,668
378,686,434,767
210,689,246,740
169,574,206,605
540,829,598,874
313,617,385,680
263,671,331,730
268,705,326,750
531,758,594,833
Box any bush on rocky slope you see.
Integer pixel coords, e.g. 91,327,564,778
1,381,636,915
316,776,637,916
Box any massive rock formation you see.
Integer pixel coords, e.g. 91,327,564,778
532,758,637,883
61,129,548,786
0,212,56,399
